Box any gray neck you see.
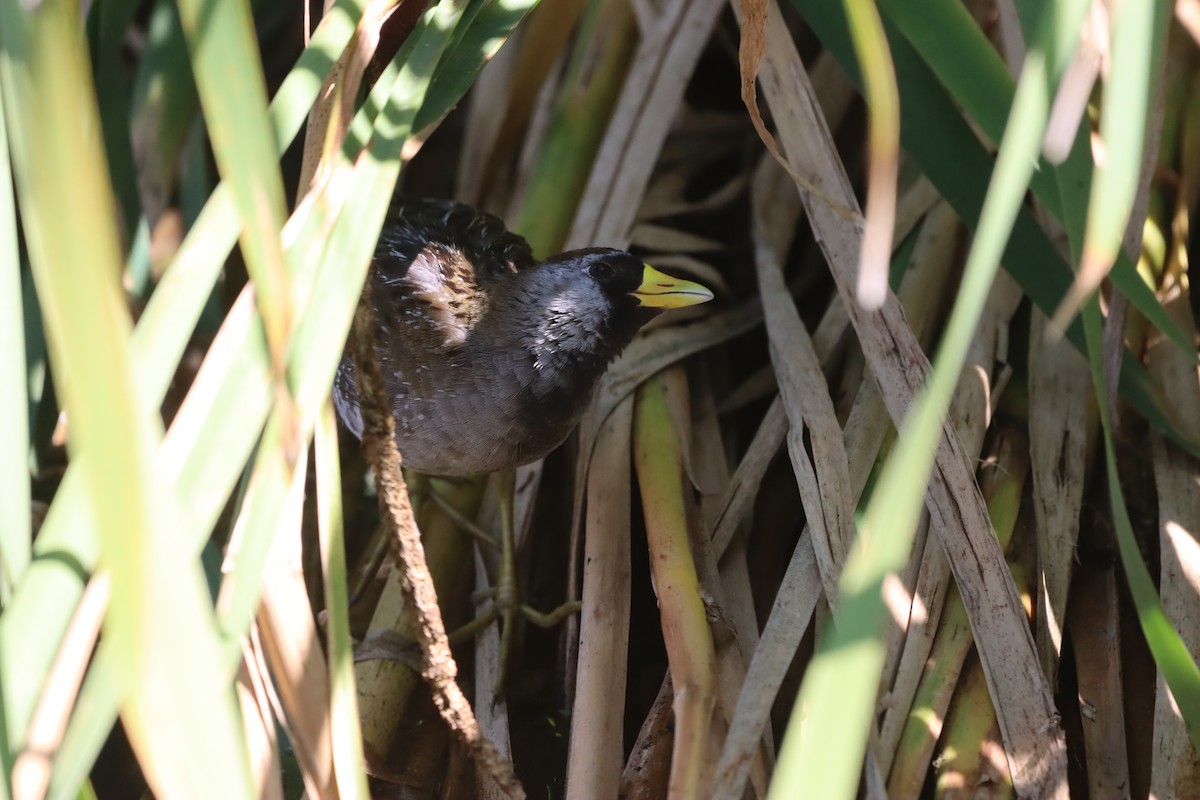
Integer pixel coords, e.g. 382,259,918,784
492,268,626,399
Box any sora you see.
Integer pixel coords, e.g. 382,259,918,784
333,198,713,472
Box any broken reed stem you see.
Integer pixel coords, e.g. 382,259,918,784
349,280,525,800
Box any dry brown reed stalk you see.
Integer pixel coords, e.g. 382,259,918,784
1146,74,1200,788
1028,307,1094,683
566,398,634,800
11,574,110,800
885,423,1032,799
740,2,1068,793
1068,560,1131,799
713,157,953,800
237,632,286,800
621,676,675,799
298,0,402,197
251,439,340,799
470,539,513,800
750,166,856,607
877,267,1024,771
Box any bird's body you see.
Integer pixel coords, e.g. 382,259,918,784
334,199,711,476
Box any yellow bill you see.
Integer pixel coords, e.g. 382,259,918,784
630,263,714,309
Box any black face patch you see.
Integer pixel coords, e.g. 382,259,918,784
545,248,645,310
584,251,645,295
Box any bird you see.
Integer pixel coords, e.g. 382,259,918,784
333,198,714,474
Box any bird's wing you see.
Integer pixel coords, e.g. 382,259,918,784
369,198,536,352
374,198,536,279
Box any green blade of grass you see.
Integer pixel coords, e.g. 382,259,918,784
876,0,1192,358
792,0,1198,456
44,2,509,788
21,266,47,470
128,0,200,233
1082,299,1200,749
514,0,638,257
770,1,1087,797
1055,0,1200,746
7,0,520,784
1021,0,1200,750
0,0,149,755
161,46,414,557
0,0,254,795
0,84,28,608
1075,0,1171,297
412,0,540,133
208,0,470,657
840,0,899,309
86,0,141,244
0,0,369,755
315,398,371,800
44,638,122,800
133,0,368,407
176,0,294,374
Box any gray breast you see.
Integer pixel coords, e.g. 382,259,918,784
333,348,589,476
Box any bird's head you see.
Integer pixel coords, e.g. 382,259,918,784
576,248,713,313
539,247,712,333
512,248,712,383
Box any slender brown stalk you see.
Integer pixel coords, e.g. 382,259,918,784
349,282,524,800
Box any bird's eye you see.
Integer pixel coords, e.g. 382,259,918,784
590,261,614,282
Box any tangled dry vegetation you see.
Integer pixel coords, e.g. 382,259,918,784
5,0,1200,799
